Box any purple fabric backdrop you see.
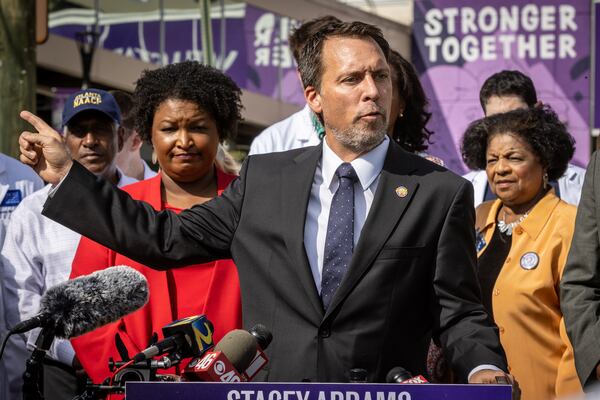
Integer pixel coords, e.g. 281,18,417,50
413,0,591,174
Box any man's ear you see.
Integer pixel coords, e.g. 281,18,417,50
117,126,125,152
305,85,322,115
131,132,144,151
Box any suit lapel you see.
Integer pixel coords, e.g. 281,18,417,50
282,145,325,318
325,142,419,318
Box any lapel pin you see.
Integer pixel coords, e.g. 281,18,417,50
520,252,539,270
395,186,408,198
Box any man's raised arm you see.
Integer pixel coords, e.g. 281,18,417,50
19,111,73,184
19,110,241,270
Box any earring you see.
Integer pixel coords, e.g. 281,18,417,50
151,150,157,164
399,112,404,118
543,172,549,189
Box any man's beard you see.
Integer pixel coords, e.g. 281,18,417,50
327,120,387,155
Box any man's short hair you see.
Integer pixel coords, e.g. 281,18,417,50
298,21,390,92
289,16,341,64
110,90,136,137
479,70,537,111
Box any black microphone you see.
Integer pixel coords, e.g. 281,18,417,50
386,367,412,383
10,266,149,338
242,324,273,380
386,366,429,384
249,324,272,351
132,315,214,362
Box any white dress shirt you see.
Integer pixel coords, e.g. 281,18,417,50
249,105,322,155
0,170,136,400
0,153,44,400
0,153,45,247
142,160,158,180
304,136,389,291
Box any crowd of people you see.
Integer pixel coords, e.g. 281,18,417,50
0,14,598,400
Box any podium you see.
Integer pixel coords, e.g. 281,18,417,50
125,382,512,400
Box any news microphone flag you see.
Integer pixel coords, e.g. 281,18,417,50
161,314,214,357
183,350,246,382
133,314,214,362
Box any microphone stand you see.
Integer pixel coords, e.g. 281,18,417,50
23,326,55,400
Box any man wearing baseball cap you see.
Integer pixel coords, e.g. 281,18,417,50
0,89,136,399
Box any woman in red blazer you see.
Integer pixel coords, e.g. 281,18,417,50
69,61,243,384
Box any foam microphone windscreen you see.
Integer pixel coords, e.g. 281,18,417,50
39,265,149,338
214,329,258,372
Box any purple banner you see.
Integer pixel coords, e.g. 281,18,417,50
126,382,512,400
48,4,304,106
413,0,591,173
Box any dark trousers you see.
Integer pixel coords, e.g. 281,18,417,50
41,358,83,400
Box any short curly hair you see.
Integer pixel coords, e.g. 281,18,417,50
461,106,575,181
133,61,243,143
389,50,433,153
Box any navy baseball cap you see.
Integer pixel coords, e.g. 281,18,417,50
62,88,121,127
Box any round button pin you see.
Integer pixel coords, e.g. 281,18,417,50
520,252,539,270
395,186,408,198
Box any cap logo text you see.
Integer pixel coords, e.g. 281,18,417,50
73,92,102,108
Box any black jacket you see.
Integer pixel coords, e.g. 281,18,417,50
43,140,507,382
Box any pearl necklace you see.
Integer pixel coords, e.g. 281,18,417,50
497,211,528,236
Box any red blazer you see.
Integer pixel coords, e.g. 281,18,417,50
70,169,242,383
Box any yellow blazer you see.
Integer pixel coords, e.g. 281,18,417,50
476,190,581,399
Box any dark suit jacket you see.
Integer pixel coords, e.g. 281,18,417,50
43,140,506,382
561,151,600,386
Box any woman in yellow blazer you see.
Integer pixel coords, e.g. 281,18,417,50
461,106,582,400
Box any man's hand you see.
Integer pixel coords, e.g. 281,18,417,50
469,370,520,400
18,110,73,184
468,369,510,384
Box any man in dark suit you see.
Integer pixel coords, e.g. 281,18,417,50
18,21,508,383
560,151,600,387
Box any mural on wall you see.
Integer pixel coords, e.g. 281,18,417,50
49,3,305,107
413,0,591,174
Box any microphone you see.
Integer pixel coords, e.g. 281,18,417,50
10,266,149,338
386,367,429,384
349,368,368,383
242,324,272,380
249,324,272,351
213,329,257,372
183,349,246,382
183,325,272,382
132,315,214,363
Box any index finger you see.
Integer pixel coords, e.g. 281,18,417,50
20,110,53,133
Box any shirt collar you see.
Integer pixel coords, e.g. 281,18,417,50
518,189,562,240
299,104,322,141
322,135,389,191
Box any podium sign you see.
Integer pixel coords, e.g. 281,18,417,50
126,382,511,400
